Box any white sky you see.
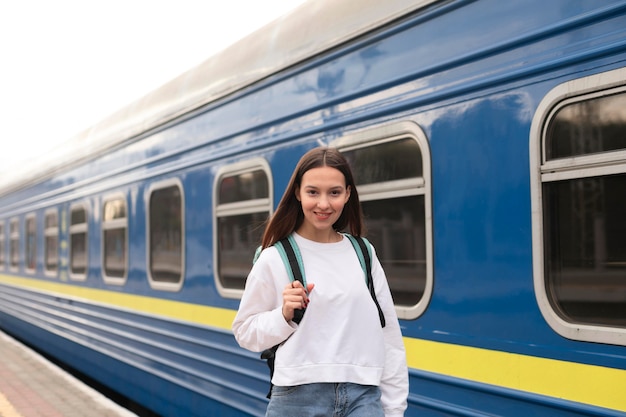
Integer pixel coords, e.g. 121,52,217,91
0,0,306,179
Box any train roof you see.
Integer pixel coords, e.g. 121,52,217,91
0,0,437,197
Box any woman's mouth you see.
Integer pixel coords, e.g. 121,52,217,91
315,211,332,219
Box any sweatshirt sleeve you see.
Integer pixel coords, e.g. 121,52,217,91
232,248,297,352
370,246,409,417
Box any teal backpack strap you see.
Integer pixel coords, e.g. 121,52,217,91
344,234,386,328
253,245,262,264
273,241,294,282
274,236,307,289
275,236,307,325
255,237,306,287
344,234,369,284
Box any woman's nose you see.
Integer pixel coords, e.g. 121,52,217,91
317,195,330,209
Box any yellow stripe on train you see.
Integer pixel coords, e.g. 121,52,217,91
1,274,625,412
405,338,626,412
0,274,236,330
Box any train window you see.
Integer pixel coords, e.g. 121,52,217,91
25,214,36,273
0,221,5,269
102,196,128,284
44,210,59,276
530,67,626,346
69,204,88,280
334,121,433,320
214,159,272,298
147,180,184,291
9,218,19,271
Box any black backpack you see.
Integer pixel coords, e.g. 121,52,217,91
255,234,386,398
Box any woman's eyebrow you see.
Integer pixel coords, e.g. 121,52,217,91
303,184,344,190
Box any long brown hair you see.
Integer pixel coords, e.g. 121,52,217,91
261,147,365,248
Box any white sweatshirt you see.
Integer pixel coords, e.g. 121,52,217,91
232,233,408,417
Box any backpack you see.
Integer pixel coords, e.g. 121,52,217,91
255,233,386,399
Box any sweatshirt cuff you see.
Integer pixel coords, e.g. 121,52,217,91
272,307,298,337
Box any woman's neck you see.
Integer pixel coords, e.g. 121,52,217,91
295,227,342,243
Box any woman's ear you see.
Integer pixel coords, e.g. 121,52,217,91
295,185,301,201
345,185,351,203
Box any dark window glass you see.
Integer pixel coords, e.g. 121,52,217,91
344,138,422,185
149,186,182,283
25,216,36,271
70,207,88,276
218,169,269,204
543,174,626,326
361,196,426,306
217,212,267,290
10,219,19,269
71,234,87,274
546,93,626,160
103,199,127,279
104,229,126,278
44,212,58,273
71,207,86,224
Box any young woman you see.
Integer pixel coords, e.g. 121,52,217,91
232,147,408,417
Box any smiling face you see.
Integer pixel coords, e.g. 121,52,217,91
295,166,351,242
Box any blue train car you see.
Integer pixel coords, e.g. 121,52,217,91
1,0,626,415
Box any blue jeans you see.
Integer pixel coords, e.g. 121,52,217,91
266,383,384,417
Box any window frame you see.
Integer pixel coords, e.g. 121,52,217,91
332,120,434,320
44,209,59,277
145,178,185,292
530,66,626,346
101,193,129,285
213,158,273,299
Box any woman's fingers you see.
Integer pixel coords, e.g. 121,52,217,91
282,281,310,321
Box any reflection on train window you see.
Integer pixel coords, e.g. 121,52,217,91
102,196,128,284
9,218,18,271
25,215,36,273
546,93,626,159
337,122,433,320
44,210,59,275
148,181,184,290
69,205,88,280
0,221,5,269
214,159,272,297
541,87,626,328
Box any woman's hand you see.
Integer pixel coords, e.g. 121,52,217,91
282,280,315,322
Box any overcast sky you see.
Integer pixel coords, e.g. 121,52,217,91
0,0,306,179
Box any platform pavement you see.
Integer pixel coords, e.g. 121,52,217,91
0,330,139,417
